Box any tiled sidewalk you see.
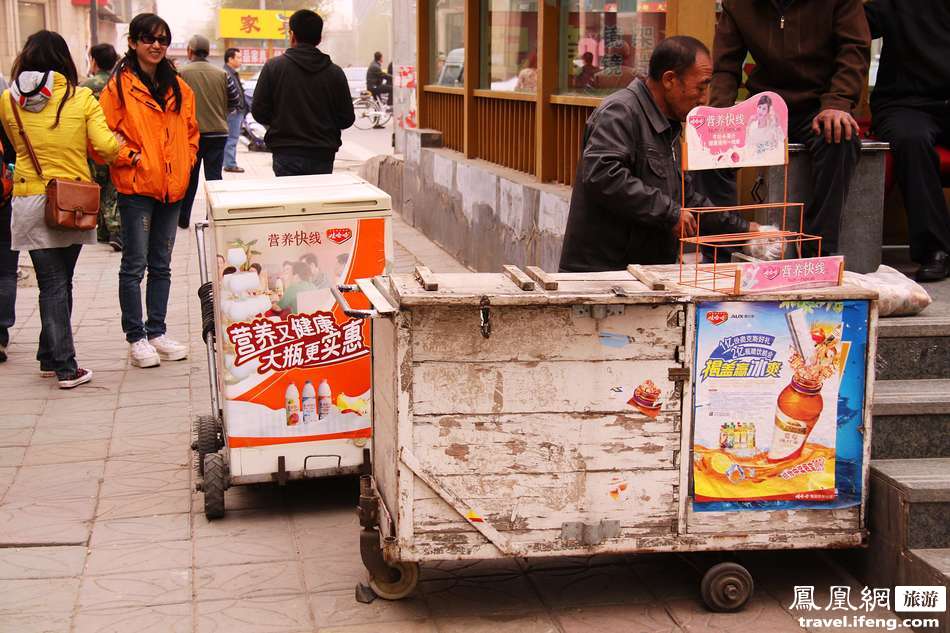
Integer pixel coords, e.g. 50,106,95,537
0,147,892,633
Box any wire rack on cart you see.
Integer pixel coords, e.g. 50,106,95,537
676,199,824,295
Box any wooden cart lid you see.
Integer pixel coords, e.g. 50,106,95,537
384,266,677,307
377,264,877,308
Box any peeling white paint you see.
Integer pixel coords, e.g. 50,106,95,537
457,162,497,223
538,191,569,237
406,134,420,164
433,154,455,190
499,179,525,238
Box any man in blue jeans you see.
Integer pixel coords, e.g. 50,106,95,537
223,48,247,174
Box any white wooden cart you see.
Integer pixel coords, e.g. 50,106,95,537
333,266,877,610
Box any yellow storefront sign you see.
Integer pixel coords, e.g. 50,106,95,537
219,9,290,40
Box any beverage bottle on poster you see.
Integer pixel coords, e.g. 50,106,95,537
285,383,301,426
301,380,317,424
318,379,332,420
767,376,823,462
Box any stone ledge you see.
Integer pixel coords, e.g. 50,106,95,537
871,458,950,503
878,316,950,338
873,380,950,416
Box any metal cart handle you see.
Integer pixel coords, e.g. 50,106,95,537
331,284,379,320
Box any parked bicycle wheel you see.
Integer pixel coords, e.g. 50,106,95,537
353,98,381,131
375,105,393,128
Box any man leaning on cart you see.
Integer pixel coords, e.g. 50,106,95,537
559,36,761,272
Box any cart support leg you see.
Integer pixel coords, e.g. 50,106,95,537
358,476,399,583
360,528,399,583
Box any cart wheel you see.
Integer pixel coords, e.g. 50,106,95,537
700,562,754,612
368,562,419,600
203,453,226,520
195,416,223,475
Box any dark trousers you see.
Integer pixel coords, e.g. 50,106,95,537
118,193,180,343
179,134,226,229
30,244,81,379
0,199,17,349
272,150,335,177
874,104,950,263
370,85,392,106
693,109,860,255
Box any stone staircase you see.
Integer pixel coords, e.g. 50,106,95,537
862,315,950,631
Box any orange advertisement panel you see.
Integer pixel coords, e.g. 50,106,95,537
213,217,385,448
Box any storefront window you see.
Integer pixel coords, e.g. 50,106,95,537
431,0,465,85
481,0,538,93
18,1,47,47
557,0,666,96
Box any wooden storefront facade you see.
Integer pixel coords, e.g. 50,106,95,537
415,0,718,186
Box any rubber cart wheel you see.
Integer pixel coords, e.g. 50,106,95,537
195,416,223,472
700,562,754,612
202,453,226,520
369,561,420,600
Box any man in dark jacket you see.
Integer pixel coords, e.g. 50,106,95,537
695,0,870,257
866,1,950,281
367,52,392,107
559,36,757,272
223,48,247,174
179,34,242,228
252,10,355,176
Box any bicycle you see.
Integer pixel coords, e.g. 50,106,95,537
352,91,393,130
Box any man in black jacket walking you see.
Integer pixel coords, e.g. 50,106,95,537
252,10,355,176
866,0,950,282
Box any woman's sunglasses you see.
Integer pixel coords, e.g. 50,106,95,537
138,34,171,46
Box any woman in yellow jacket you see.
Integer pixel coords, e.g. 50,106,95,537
99,13,199,368
0,31,124,388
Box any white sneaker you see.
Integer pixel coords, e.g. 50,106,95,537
150,335,188,361
130,339,161,368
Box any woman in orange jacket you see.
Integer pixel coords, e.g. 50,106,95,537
99,13,199,368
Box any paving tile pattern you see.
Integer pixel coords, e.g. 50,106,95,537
0,147,893,632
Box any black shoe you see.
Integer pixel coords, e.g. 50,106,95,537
0,344,6,363
915,251,950,282
108,233,123,252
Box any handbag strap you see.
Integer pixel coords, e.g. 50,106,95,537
8,93,44,181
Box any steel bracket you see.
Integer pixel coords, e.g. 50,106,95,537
560,519,621,546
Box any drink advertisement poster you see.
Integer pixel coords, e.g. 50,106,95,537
684,91,788,171
692,300,869,511
213,217,386,449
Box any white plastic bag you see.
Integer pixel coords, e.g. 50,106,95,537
743,225,785,261
843,265,932,317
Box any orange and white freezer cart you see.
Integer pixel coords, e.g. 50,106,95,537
193,174,392,519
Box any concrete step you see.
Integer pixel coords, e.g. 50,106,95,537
900,549,950,633
872,379,950,459
871,457,950,549
876,316,950,381
858,459,950,593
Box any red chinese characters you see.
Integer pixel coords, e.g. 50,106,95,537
226,311,368,373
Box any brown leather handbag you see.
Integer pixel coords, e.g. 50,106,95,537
9,93,100,231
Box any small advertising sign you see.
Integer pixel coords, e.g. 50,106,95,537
692,300,869,511
685,91,788,171
738,256,844,294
